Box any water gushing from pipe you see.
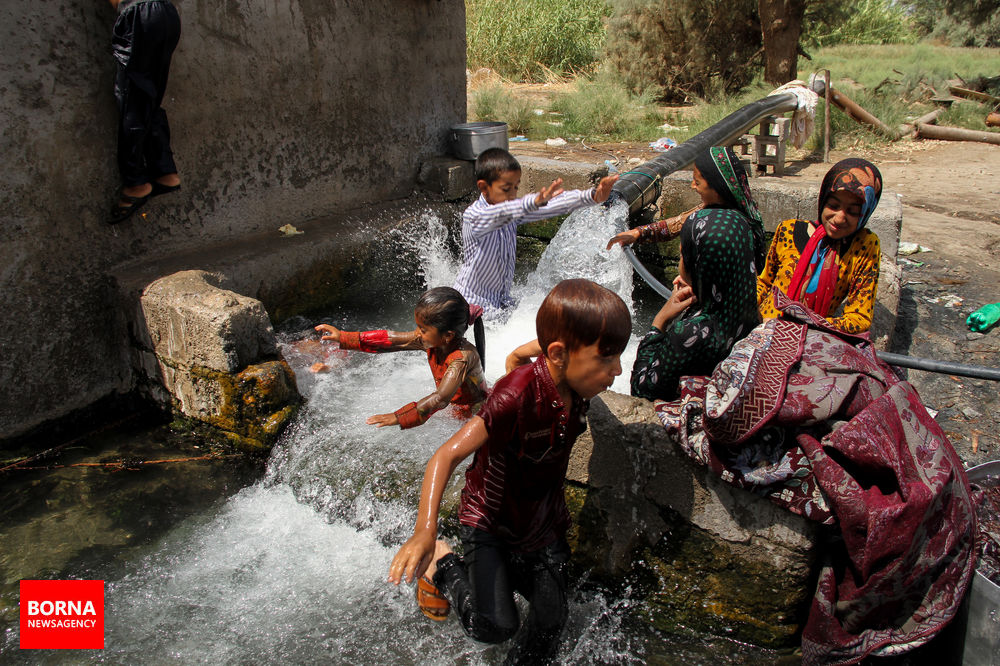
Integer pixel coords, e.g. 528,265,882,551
93,201,649,664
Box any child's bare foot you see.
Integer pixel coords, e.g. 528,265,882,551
423,539,453,580
310,362,330,373
155,173,181,187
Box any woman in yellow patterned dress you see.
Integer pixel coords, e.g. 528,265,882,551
757,158,882,334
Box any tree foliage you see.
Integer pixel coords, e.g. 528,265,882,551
804,0,917,47
605,0,762,102
908,0,1000,46
605,0,918,101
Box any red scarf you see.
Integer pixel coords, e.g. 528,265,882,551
787,224,839,318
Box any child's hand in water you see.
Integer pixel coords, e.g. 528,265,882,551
366,412,399,428
388,531,436,585
592,174,620,204
606,228,641,250
314,323,341,343
535,178,564,207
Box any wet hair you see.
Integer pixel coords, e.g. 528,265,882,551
475,147,521,184
536,279,631,357
414,287,486,365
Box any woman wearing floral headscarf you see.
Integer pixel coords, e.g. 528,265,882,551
608,146,763,402
608,146,767,274
756,158,882,334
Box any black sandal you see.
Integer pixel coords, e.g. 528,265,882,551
150,181,181,197
108,192,151,225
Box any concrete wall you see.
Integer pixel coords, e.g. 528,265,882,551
0,0,466,443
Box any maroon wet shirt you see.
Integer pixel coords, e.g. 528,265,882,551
458,356,589,552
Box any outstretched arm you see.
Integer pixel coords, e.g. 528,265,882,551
606,228,641,250
368,355,472,428
534,178,565,206
387,417,489,585
316,324,425,352
606,205,700,250
591,174,619,204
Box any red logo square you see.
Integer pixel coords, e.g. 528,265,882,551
20,580,104,650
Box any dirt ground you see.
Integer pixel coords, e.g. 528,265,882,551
510,136,1000,469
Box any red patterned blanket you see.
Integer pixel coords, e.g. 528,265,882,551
655,292,977,665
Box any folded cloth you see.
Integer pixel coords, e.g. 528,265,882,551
769,81,819,149
656,290,977,665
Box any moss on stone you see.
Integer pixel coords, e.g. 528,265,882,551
178,359,300,452
633,508,807,648
518,213,569,241
566,483,808,649
515,236,548,267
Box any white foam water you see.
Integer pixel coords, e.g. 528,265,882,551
96,201,648,664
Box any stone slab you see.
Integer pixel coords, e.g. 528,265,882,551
568,390,817,647
515,156,609,194
141,270,278,374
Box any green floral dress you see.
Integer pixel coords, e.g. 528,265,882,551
631,206,761,401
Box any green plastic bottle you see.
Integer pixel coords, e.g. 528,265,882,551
966,303,1000,332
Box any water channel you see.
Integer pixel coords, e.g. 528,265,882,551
1,202,782,663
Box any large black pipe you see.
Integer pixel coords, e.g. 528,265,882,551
610,93,1000,382
608,93,799,217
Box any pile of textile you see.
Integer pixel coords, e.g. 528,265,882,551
655,290,977,665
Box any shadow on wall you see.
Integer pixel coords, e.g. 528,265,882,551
0,0,467,447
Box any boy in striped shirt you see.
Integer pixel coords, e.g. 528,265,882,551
453,148,618,316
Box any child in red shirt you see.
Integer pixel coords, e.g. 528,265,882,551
315,287,487,429
388,279,631,663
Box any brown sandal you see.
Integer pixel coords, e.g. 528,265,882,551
416,575,449,621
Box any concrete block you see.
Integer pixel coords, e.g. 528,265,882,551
140,270,278,374
514,156,609,194
137,270,299,451
418,156,476,201
569,391,816,646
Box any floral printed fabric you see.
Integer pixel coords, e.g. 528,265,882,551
757,219,880,333
655,291,976,665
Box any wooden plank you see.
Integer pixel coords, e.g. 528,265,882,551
948,86,1000,105
828,89,900,139
898,108,944,138
916,123,1000,145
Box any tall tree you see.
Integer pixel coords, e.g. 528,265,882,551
605,0,761,102
759,0,807,86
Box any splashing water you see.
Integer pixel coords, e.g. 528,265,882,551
64,202,651,664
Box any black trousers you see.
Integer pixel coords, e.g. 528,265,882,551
112,0,181,187
433,526,570,665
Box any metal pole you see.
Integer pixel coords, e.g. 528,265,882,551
625,249,1000,381
823,69,831,163
876,352,1000,381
